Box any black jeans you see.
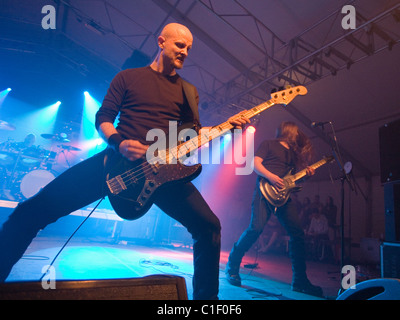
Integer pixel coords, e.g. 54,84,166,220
0,149,221,300
226,182,307,283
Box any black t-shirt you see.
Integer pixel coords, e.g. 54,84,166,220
255,139,296,178
95,66,196,145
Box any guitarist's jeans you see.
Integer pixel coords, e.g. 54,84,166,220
227,185,307,283
0,149,221,300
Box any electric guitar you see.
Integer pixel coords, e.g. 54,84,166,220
259,156,334,207
105,86,308,220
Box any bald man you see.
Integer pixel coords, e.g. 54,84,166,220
0,23,248,300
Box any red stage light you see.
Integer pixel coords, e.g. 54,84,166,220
246,125,256,134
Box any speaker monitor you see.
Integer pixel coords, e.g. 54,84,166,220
384,183,400,243
379,119,400,184
336,278,400,300
0,275,188,300
381,242,400,278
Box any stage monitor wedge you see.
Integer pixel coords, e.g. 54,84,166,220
0,274,188,300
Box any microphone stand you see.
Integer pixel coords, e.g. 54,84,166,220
326,122,356,296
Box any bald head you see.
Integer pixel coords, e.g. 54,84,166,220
151,23,193,75
160,23,193,42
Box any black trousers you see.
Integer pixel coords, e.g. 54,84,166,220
0,149,221,300
226,182,307,283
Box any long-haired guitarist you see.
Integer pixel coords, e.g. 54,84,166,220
225,121,324,297
0,23,248,300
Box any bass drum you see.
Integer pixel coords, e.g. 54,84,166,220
20,169,56,199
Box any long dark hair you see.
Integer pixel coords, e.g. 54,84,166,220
276,121,313,169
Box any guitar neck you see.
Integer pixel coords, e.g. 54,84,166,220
292,158,330,182
175,99,276,160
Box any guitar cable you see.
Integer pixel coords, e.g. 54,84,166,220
39,196,105,282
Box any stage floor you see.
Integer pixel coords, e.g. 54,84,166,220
4,235,342,300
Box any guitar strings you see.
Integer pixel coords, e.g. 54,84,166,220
122,119,241,185
110,100,276,189
113,109,258,187
115,121,234,187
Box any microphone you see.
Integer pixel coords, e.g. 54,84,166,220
311,121,331,128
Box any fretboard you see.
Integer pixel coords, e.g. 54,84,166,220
174,99,276,160
292,157,332,182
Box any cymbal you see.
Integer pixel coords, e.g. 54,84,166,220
41,133,57,139
57,144,82,152
41,133,70,142
0,120,16,131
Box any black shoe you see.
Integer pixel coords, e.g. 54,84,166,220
291,279,323,297
225,270,242,287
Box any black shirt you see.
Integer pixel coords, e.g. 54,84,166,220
255,140,296,178
95,66,196,145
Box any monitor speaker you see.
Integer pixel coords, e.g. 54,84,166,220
381,242,400,278
384,183,400,243
0,274,188,300
379,119,400,183
336,278,400,300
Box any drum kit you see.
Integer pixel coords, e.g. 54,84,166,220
0,120,81,201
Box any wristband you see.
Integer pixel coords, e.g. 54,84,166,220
108,133,124,152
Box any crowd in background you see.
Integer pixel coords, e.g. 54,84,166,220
257,194,338,262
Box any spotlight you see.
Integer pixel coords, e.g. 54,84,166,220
246,126,256,134
6,88,11,92
223,133,232,141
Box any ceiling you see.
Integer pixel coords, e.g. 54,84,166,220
1,0,400,181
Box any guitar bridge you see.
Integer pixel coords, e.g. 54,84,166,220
107,175,127,195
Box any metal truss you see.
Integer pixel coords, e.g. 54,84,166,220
195,1,400,121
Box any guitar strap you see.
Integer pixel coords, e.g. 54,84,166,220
181,79,201,131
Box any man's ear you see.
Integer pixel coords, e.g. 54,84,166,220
158,36,166,49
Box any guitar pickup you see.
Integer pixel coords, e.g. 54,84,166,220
107,175,127,195
150,163,159,175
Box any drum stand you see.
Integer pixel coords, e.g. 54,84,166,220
59,148,72,168
2,151,24,201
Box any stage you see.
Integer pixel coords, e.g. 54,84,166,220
4,234,343,300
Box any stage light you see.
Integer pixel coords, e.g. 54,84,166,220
246,125,256,134
0,88,12,106
81,91,103,156
47,100,61,114
16,101,61,136
223,133,232,142
38,101,61,130
82,91,100,129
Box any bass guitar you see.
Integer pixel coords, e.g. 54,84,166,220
259,156,334,208
105,86,308,220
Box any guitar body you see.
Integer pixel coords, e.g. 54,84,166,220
105,152,202,220
259,155,334,207
259,174,300,207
